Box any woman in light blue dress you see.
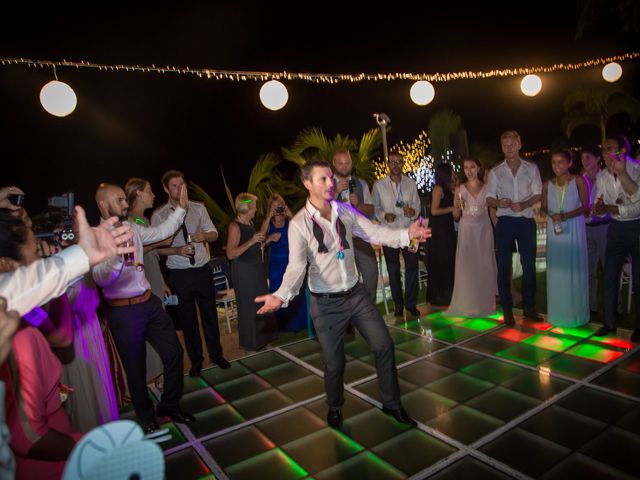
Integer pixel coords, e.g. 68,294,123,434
541,149,590,327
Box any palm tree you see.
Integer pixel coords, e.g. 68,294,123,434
281,127,382,186
190,153,305,234
427,109,463,165
576,0,639,38
561,85,640,145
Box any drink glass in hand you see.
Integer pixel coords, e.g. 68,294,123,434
186,234,196,265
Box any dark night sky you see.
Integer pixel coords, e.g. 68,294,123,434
1,1,638,221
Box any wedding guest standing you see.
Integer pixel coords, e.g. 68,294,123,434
445,159,496,317
540,150,589,327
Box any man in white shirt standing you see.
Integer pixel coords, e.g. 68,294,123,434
256,160,431,429
486,131,542,325
332,149,379,302
593,134,640,342
372,153,422,317
152,170,230,377
93,183,194,433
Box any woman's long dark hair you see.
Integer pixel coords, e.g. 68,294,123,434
434,162,454,191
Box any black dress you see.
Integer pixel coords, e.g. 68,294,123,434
426,188,457,306
230,221,277,350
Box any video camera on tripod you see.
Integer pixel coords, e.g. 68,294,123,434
35,192,77,245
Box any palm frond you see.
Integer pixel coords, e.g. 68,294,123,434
220,167,236,213
189,181,233,231
281,147,307,167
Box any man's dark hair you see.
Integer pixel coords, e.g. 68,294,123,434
161,170,185,188
300,160,331,183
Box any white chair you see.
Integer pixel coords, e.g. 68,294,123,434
375,246,391,314
212,264,237,333
619,257,633,313
418,260,428,291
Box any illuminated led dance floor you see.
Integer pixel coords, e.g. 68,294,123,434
132,311,640,479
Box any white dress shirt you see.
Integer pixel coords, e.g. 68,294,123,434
0,245,89,316
274,200,410,305
595,161,640,221
151,201,217,269
486,159,542,218
372,175,421,228
93,207,186,299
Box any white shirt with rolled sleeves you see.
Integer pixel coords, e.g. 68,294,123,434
273,200,410,306
486,159,542,218
595,161,640,221
372,175,421,228
93,207,186,299
0,245,89,316
151,201,217,269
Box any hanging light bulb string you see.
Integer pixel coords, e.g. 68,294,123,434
1,52,637,83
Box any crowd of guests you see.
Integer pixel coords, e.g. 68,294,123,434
0,130,639,478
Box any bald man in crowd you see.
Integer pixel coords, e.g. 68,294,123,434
92,182,194,433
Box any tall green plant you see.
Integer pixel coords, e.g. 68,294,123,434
562,85,640,145
190,152,305,235
427,109,463,165
282,127,381,186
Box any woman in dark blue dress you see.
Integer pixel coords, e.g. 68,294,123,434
264,193,308,332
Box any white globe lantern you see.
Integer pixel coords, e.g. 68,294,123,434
520,74,542,97
40,80,77,117
259,80,288,111
602,62,622,82
410,80,435,106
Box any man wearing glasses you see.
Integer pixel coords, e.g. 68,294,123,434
593,134,640,342
372,153,422,317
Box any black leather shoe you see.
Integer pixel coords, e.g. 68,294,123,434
327,409,343,428
394,307,404,317
523,309,542,321
156,406,196,423
382,406,417,427
406,307,421,317
141,420,160,434
212,356,231,369
595,325,616,337
503,312,515,326
189,365,202,377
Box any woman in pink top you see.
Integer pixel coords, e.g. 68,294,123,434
0,210,80,479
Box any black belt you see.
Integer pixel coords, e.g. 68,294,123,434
587,220,611,227
311,285,358,299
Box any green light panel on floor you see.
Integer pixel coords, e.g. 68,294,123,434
458,318,500,332
566,343,625,364
522,333,580,352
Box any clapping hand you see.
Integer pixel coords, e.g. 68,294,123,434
76,206,135,266
610,152,627,176
408,217,432,242
178,183,189,210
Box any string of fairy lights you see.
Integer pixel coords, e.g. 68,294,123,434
0,52,637,115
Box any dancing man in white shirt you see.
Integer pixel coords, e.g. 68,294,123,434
256,160,431,428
